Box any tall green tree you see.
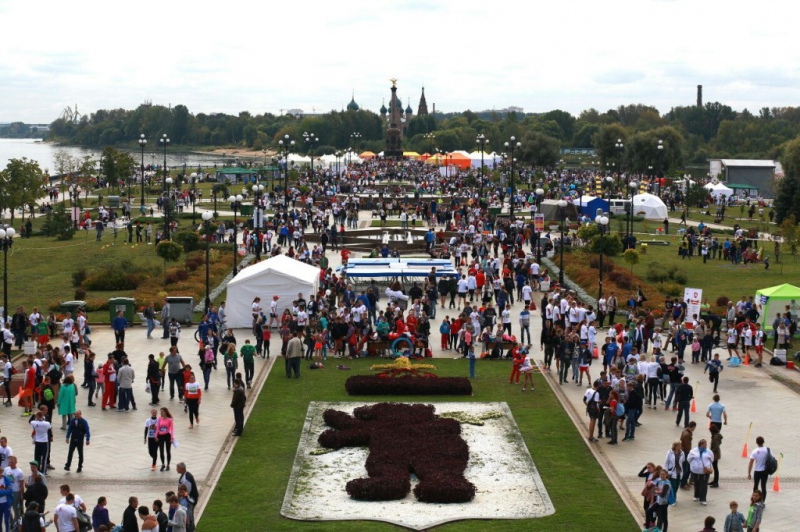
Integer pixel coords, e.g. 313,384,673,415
0,158,46,223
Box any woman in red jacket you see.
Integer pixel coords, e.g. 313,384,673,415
101,355,117,410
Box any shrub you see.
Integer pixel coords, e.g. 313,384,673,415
84,265,143,290
607,270,633,290
174,230,201,252
156,240,183,263
344,376,473,395
671,268,688,285
83,299,110,312
589,256,614,273
659,282,683,297
589,234,623,257
72,268,88,287
74,288,86,300
164,267,190,285
646,263,669,283
716,296,731,308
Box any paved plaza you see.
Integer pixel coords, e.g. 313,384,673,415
3,207,797,531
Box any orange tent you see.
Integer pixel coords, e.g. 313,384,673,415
420,153,431,161
360,151,376,160
445,152,472,170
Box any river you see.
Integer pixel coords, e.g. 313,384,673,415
0,138,251,173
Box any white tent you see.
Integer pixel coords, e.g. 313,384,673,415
709,182,734,198
225,254,320,328
469,151,495,168
632,193,668,220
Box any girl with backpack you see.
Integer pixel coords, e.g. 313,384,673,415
184,373,202,429
199,346,214,391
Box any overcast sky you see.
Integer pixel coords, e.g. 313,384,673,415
2,0,798,123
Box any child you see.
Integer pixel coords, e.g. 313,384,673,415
262,327,271,359
724,500,746,532
439,318,451,350
691,336,701,364
746,490,764,532
468,346,476,379
95,362,105,402
520,356,535,392
704,353,723,393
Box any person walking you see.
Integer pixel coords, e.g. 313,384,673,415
223,345,238,390
675,376,693,428
64,410,90,473
144,409,160,471
687,438,714,506
165,347,185,401
747,436,771,501
285,331,303,379
184,373,202,429
156,408,174,471
240,340,255,389
664,441,685,504
167,495,188,532
57,375,78,430
111,310,129,346
144,303,157,340
231,378,246,437
30,412,51,479
706,394,727,433
161,299,171,340
709,424,723,488
147,354,161,406
680,422,696,490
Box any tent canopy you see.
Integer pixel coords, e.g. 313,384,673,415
225,255,320,328
403,151,421,159
360,151,376,159
631,193,668,220
754,283,800,330
539,199,579,221
577,196,610,217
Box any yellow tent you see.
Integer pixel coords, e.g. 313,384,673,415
403,151,421,159
426,154,445,164
360,151,376,159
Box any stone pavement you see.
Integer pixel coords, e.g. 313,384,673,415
1,325,273,522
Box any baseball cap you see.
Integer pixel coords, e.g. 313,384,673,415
29,460,39,467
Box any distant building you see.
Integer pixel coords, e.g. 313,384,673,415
710,159,777,198
417,87,429,116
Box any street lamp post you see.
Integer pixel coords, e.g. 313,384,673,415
138,135,147,208
252,184,265,260
190,172,198,226
334,151,341,177
350,132,362,153
476,134,489,199
202,211,213,314
535,187,544,263
424,133,435,156
627,180,638,248
504,136,521,221
160,134,170,237
595,215,609,299
604,175,614,198
229,194,243,276
278,135,295,210
0,227,15,322
164,177,173,240
303,132,319,177
70,185,82,230
557,199,567,286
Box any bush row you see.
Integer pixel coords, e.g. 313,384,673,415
345,376,473,395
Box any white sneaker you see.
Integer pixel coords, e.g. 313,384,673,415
701,501,707,506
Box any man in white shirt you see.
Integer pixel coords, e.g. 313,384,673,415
0,438,11,470
63,347,75,377
30,412,51,477
55,493,79,532
3,455,25,523
62,314,74,336
747,436,771,501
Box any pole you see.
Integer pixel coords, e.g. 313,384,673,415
3,243,7,323
598,225,604,300
559,208,565,286
510,154,515,221
162,140,168,239
205,220,211,314
232,203,238,276
480,150,484,199
140,144,145,207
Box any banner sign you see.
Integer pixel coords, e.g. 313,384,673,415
534,214,545,233
683,287,703,328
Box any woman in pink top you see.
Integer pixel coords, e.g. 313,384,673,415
156,407,175,471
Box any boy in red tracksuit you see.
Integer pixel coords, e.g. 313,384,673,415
509,344,525,384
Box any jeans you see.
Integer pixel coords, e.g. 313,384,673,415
676,400,691,427
65,439,84,469
233,407,244,434
571,358,579,381
469,358,476,378
559,359,570,383
244,360,254,384
118,387,132,410
168,372,185,400
146,319,156,338
753,470,768,500
520,325,530,344
680,458,691,487
203,365,212,389
665,383,677,408
286,357,301,378
226,367,236,388
625,408,639,438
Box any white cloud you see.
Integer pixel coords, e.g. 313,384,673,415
1,0,799,122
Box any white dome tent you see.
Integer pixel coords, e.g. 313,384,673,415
704,182,734,199
631,193,668,220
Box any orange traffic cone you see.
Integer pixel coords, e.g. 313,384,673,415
741,442,749,458
691,397,696,413
773,475,781,492
743,353,749,366
742,422,753,458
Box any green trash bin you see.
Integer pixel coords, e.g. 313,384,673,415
240,204,254,216
109,297,136,324
489,207,502,217
108,195,120,208
59,300,87,316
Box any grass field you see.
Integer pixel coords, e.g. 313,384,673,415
199,359,638,532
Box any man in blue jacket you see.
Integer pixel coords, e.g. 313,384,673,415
65,410,90,473
111,311,128,345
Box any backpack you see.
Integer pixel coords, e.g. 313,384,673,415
765,447,778,475
615,403,625,417
43,387,54,402
204,349,215,364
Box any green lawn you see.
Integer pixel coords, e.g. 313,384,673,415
199,359,638,532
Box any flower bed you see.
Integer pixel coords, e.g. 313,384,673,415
318,403,475,504
345,375,473,395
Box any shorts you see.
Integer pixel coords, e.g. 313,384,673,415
579,366,589,373
727,343,736,349
38,334,50,345
270,313,277,318
314,342,322,350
